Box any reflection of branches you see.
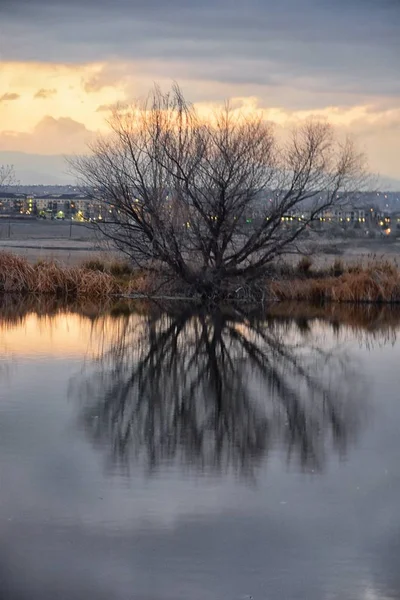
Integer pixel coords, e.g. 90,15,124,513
75,303,365,477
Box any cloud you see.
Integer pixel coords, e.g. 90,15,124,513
1,101,400,182
0,1,398,179
82,63,130,93
34,88,57,99
0,93,20,103
96,101,128,112
0,115,96,155
35,115,88,135
0,0,399,102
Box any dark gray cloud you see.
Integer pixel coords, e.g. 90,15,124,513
0,0,399,102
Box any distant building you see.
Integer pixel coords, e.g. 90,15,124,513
32,193,107,220
0,192,30,214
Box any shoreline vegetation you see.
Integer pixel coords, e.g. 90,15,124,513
1,251,400,304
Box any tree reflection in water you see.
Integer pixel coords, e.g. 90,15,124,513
76,303,365,477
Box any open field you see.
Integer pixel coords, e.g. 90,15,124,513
0,219,96,241
2,236,400,268
2,220,400,271
0,241,112,266
0,220,113,265
279,238,400,269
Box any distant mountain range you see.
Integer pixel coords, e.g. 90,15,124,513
0,152,73,185
1,150,400,190
378,175,400,191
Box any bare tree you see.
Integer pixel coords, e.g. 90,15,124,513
0,164,16,189
71,85,367,297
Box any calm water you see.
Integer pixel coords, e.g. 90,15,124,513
1,298,400,600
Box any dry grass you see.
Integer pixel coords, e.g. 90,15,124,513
109,260,134,277
270,261,400,304
81,257,107,272
0,251,184,299
3,250,400,304
0,253,34,293
82,257,134,277
81,256,160,294
0,252,120,298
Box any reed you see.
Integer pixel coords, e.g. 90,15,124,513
82,257,134,276
0,252,120,298
2,251,400,304
270,262,400,304
0,252,35,293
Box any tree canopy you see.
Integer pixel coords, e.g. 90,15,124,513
72,85,367,297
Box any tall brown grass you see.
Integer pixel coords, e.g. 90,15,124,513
2,251,400,304
0,252,120,297
82,257,134,276
270,262,400,304
81,256,192,296
0,252,184,299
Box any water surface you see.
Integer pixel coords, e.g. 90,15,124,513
0,298,399,600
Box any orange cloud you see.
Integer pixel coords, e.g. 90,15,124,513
34,88,57,99
82,63,130,93
0,58,399,180
96,101,128,112
0,61,122,133
0,115,97,155
0,92,20,103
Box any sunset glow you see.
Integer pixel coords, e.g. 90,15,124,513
0,59,399,181
0,0,399,185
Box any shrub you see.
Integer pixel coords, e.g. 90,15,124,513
108,260,133,277
82,258,107,272
331,259,344,277
297,256,313,275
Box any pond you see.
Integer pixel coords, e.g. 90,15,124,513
0,297,400,600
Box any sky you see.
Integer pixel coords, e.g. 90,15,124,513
0,0,399,185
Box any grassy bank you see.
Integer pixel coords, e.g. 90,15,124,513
0,252,171,298
2,251,400,304
0,252,120,297
270,260,400,304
